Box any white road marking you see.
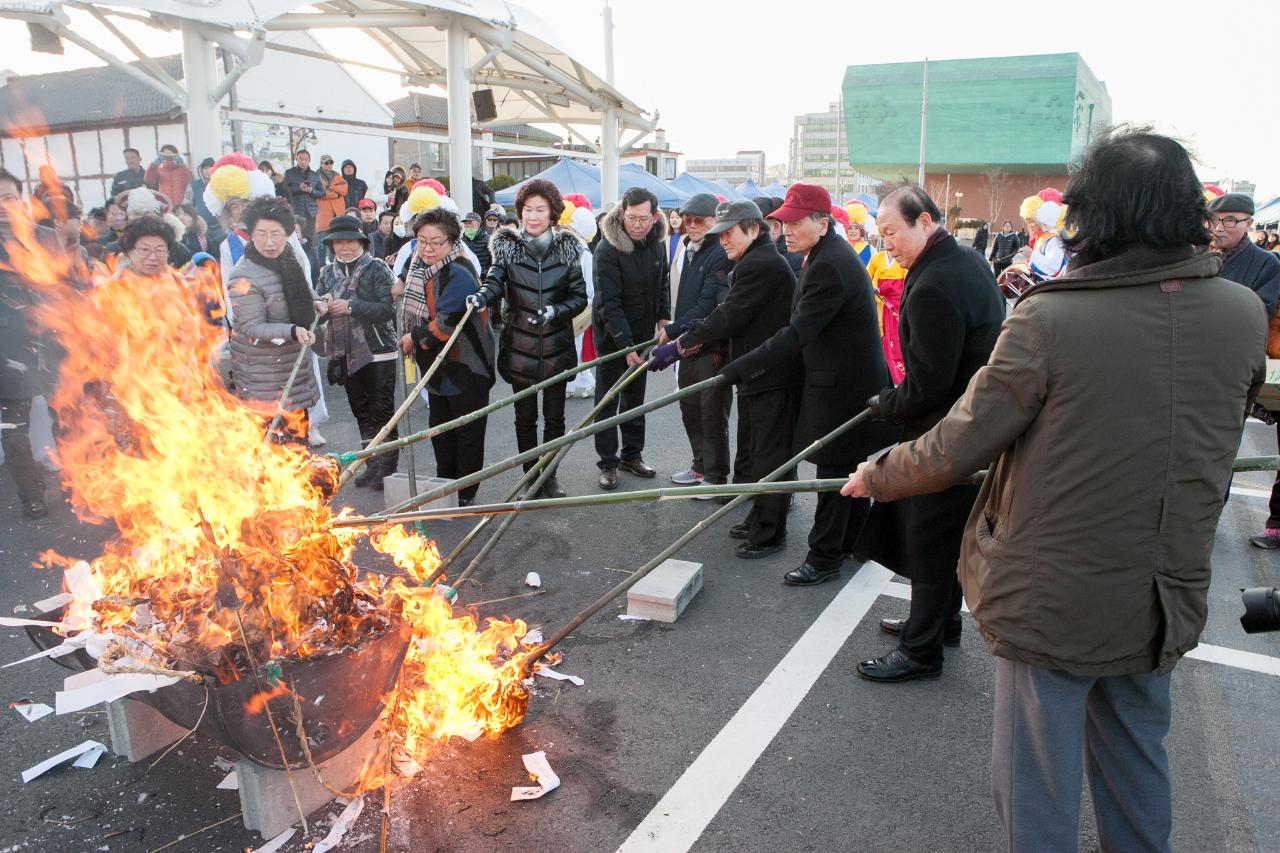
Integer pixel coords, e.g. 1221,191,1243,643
616,562,895,853
1230,485,1270,500
1185,643,1280,677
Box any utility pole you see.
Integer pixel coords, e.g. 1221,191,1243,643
917,57,928,187
601,0,619,206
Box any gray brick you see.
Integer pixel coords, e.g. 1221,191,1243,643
383,474,459,512
627,559,703,623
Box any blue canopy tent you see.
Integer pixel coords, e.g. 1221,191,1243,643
737,178,764,199
711,179,745,200
670,172,742,201
494,159,604,208
1255,196,1280,227
619,163,690,209
759,182,787,198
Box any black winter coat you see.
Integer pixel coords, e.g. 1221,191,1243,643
464,230,492,279
479,228,588,385
669,237,729,338
857,231,1005,583
592,206,670,353
971,224,990,254
727,227,894,466
680,233,802,397
990,229,1020,263
316,253,398,356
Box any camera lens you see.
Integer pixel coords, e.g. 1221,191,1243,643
1240,587,1280,634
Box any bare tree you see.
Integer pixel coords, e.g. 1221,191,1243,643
925,177,948,208
983,167,1011,224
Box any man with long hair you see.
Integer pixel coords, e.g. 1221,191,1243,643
842,128,1266,849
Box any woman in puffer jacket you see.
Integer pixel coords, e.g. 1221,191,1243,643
467,178,587,498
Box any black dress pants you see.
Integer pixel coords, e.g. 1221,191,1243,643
343,359,398,471
0,398,46,508
739,387,799,547
427,378,489,504
899,576,964,667
807,463,871,571
594,355,648,469
512,380,567,472
1266,422,1280,530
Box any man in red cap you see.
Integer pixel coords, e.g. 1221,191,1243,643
719,184,894,586
357,198,378,236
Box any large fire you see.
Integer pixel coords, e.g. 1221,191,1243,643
2,201,530,782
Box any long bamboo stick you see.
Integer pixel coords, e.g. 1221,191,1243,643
375,374,730,517
265,316,321,438
331,479,850,528
337,303,475,489
426,357,653,585
445,360,655,586
330,338,657,466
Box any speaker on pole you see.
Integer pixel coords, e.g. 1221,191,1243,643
473,89,497,123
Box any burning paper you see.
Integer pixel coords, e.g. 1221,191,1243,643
511,751,560,801
21,739,107,783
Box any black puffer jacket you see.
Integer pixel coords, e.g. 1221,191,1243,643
592,205,670,353
479,228,588,385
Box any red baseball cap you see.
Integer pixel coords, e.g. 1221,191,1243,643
357,199,376,210
768,183,832,222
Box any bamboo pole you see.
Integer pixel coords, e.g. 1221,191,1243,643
337,303,475,489
331,479,851,528
375,374,730,517
330,338,657,466
445,360,654,586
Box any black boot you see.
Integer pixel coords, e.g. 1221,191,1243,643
538,476,567,499
354,461,380,488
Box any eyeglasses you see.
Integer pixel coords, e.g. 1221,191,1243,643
419,238,450,249
1210,215,1251,228
624,215,653,225
130,246,167,258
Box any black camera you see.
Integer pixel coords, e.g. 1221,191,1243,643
1240,587,1280,634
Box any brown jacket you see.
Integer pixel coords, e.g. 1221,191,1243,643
862,247,1266,676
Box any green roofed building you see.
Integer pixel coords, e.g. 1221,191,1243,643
841,53,1111,225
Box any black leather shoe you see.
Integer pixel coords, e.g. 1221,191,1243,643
22,499,48,520
736,539,785,559
879,618,961,647
354,464,380,488
729,522,751,540
619,458,657,478
782,562,839,586
856,648,943,682
598,468,618,491
538,477,567,499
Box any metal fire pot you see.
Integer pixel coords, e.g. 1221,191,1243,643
27,609,410,769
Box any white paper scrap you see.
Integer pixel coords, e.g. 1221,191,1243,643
617,614,648,622
511,751,560,801
0,616,66,628
21,739,107,783
12,701,54,722
33,592,73,613
250,827,295,853
524,572,541,589
4,637,84,669
55,666,179,715
522,628,543,645
534,666,584,687
312,795,364,853
216,770,238,790
72,743,106,769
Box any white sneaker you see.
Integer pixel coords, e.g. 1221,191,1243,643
308,427,328,447
670,468,703,485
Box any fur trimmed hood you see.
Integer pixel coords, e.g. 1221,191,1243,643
488,226,584,269
600,203,669,254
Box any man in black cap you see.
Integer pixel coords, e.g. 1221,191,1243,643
663,192,733,496
460,211,491,278
1210,193,1280,320
650,199,803,556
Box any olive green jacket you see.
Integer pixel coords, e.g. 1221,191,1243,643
863,247,1266,675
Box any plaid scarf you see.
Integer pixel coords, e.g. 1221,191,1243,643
400,242,462,335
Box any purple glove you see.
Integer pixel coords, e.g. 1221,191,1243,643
648,341,681,371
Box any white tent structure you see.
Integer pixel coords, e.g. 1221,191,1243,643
0,0,657,204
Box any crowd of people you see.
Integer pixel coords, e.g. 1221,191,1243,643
3,128,1280,851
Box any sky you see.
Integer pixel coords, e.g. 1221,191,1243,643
1,0,1276,199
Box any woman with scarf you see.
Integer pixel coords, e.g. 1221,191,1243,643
400,207,496,506
316,214,399,488
227,196,324,443
466,179,586,499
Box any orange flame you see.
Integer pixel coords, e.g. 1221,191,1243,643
2,198,530,779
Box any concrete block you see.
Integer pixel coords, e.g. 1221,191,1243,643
105,698,188,762
626,559,703,623
239,721,381,839
383,474,459,512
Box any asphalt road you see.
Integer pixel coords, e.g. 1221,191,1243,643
1,372,1277,853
